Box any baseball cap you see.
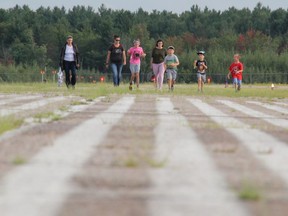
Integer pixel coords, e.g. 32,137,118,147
167,46,175,50
197,50,205,55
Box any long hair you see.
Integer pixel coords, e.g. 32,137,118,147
155,39,164,48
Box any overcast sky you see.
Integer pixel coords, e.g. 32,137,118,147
0,0,287,13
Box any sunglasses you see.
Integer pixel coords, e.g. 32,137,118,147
115,39,120,41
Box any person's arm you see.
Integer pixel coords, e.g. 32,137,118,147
75,44,80,68
164,63,167,71
227,71,231,79
227,65,232,79
174,61,180,67
174,56,180,67
193,60,197,69
122,50,126,65
105,51,111,68
141,48,146,58
170,56,180,67
127,48,131,56
164,57,167,70
150,48,155,69
237,63,243,73
203,60,208,69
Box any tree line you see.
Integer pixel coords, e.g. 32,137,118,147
0,2,288,83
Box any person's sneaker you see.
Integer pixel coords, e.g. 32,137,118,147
237,85,241,91
129,84,132,90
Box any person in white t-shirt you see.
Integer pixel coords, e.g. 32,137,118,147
59,35,80,89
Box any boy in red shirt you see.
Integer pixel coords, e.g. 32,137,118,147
227,54,243,91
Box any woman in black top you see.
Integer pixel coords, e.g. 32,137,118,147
151,39,166,90
105,35,127,86
59,35,80,89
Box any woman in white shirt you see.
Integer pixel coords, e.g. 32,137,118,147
59,36,80,89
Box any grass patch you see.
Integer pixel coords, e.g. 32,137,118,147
146,158,168,168
59,106,69,112
70,101,88,106
123,157,139,168
0,116,24,135
0,83,287,99
50,114,62,121
122,155,168,168
238,182,262,201
213,145,238,153
34,112,62,122
34,112,54,119
12,156,27,165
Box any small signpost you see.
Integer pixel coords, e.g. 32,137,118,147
40,70,45,82
51,70,57,83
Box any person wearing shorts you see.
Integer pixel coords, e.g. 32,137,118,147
164,46,179,91
227,53,243,92
194,51,208,92
127,39,146,90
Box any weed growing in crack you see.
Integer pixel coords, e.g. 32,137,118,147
123,157,139,168
146,157,168,168
238,181,262,201
12,156,27,165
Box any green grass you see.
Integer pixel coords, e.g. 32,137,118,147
0,82,285,134
123,156,139,168
0,82,287,99
34,112,55,119
146,157,168,168
122,155,168,168
238,182,263,201
12,156,27,165
70,101,88,106
34,112,62,122
0,116,24,135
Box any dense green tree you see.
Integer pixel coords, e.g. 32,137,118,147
0,3,288,83
251,3,271,35
269,9,287,36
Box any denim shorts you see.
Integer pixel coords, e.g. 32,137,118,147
166,69,177,80
197,72,206,82
233,77,242,85
130,63,141,73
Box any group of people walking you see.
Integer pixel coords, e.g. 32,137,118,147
59,35,243,92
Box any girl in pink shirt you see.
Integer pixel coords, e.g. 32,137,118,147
127,39,146,90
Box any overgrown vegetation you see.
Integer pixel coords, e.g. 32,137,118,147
0,3,288,83
0,116,24,135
